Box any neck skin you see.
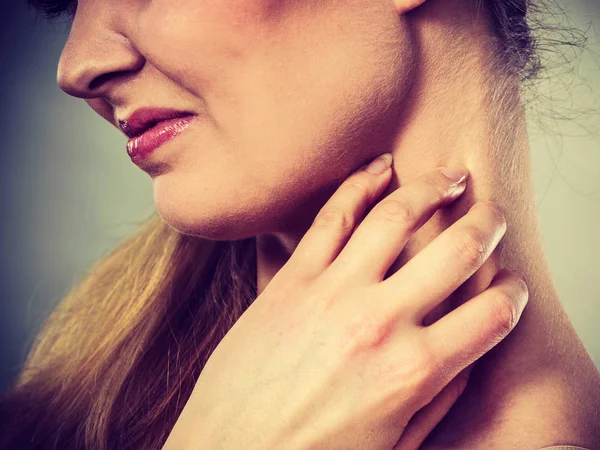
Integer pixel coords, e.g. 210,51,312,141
255,8,600,448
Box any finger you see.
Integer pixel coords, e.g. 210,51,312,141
328,166,469,284
378,200,506,325
286,153,393,279
392,363,473,450
422,268,528,389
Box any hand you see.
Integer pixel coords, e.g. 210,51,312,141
162,153,529,450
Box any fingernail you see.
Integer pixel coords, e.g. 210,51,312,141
514,270,528,292
440,166,469,184
364,153,393,175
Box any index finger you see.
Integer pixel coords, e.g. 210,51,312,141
286,153,393,280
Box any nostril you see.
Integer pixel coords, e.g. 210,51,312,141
88,69,138,92
88,71,119,91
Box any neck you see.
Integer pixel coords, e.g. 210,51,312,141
256,15,544,299
254,12,600,447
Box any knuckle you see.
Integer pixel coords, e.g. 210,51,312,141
415,343,439,380
405,346,440,402
455,225,488,269
313,208,355,234
404,338,439,385
491,291,518,336
344,314,391,351
344,181,370,198
376,339,440,404
378,197,416,227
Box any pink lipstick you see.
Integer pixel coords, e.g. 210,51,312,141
125,115,195,161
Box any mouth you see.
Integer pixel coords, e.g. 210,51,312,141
125,115,197,165
119,107,195,139
118,107,197,164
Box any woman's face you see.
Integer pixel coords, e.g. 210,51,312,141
58,0,417,240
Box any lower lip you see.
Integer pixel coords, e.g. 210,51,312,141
127,115,196,162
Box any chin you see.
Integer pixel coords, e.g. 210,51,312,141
158,210,257,241
151,180,269,242
154,200,256,242
149,152,335,242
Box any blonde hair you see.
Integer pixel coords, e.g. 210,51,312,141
1,214,257,449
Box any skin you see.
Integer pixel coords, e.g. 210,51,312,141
56,0,600,447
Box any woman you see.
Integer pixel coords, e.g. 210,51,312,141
1,0,598,448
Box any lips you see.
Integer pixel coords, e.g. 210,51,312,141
118,107,197,164
126,116,196,163
119,107,195,139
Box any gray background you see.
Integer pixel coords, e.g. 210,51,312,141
1,1,599,393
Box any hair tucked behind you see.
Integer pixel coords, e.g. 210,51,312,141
0,1,585,449
487,0,540,82
485,0,586,99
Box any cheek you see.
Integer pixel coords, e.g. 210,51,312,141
229,11,415,190
137,0,413,165
135,0,268,92
139,2,416,238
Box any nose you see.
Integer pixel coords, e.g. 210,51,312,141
57,21,144,99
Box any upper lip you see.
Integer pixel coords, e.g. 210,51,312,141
118,107,195,139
